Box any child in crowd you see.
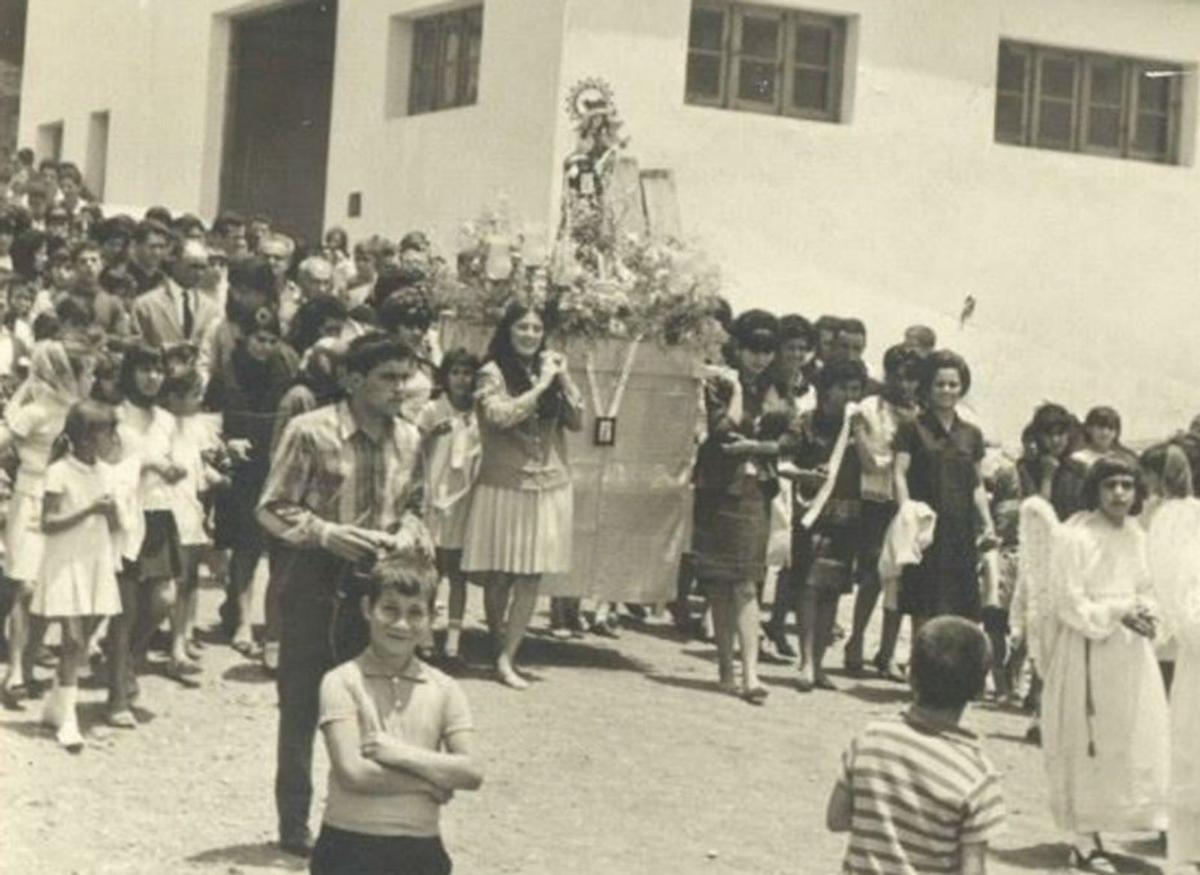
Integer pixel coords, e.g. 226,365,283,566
33,400,122,750
982,453,1021,701
107,343,186,726
1073,406,1135,470
1041,456,1168,868
828,616,1005,874
159,369,226,679
1142,443,1200,871
8,279,38,360
416,348,482,662
312,551,482,875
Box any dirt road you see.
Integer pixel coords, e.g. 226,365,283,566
0,590,1168,874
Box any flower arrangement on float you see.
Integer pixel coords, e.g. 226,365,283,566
434,204,726,351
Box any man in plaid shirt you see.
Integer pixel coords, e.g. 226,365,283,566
258,331,427,857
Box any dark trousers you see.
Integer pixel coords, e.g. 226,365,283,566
310,826,452,875
275,548,369,840
106,567,141,712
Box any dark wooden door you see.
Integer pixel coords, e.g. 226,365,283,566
220,0,337,246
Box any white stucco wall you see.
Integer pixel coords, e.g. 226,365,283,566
554,0,1200,442
20,0,1200,441
323,0,566,247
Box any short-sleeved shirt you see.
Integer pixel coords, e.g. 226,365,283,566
839,711,1005,874
318,653,473,838
893,411,984,518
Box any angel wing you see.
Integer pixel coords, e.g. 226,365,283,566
1014,495,1062,669
1147,497,1200,648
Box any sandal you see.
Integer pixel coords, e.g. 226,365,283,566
107,709,138,729
742,685,770,705
814,673,838,691
874,657,906,684
164,660,202,689
762,623,797,659
1068,847,1117,873
0,685,25,711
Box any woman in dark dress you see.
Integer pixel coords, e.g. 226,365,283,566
892,350,995,630
693,310,787,704
206,297,296,654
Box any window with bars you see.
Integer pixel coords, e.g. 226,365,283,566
994,40,1184,164
408,6,483,116
685,1,847,122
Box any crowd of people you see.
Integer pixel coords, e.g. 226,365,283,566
1,148,1199,874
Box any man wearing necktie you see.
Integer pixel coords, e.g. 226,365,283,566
133,238,219,362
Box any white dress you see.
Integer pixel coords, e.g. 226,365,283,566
165,412,223,547
3,399,68,582
1147,498,1200,865
416,397,480,551
31,456,121,618
1041,511,1169,834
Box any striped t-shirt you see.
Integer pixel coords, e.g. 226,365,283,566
839,710,1004,874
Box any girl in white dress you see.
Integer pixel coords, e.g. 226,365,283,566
1142,443,1200,871
416,348,482,661
1,341,86,707
160,369,225,681
1042,454,1169,870
33,400,122,751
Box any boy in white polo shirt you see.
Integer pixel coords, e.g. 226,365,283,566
312,551,483,875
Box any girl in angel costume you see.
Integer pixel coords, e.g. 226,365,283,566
1021,454,1168,871
1142,443,1200,871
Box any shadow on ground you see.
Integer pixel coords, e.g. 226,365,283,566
992,842,1164,874
222,662,275,684
840,683,911,706
186,841,307,871
515,635,653,673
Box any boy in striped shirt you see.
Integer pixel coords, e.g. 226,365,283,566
827,616,1004,874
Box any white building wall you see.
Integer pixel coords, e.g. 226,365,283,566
19,0,1200,440
21,0,567,244
323,0,567,246
555,0,1200,441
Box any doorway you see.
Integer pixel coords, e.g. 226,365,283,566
220,0,337,245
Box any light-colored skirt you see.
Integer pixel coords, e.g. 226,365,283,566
461,483,572,576
5,488,46,583
32,523,121,618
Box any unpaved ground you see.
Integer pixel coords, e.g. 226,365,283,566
0,585,1169,875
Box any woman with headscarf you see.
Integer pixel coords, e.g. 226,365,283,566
1142,443,1200,871
1,341,87,708
206,301,296,656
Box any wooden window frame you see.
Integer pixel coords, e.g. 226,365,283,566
685,1,846,124
685,1,730,107
995,39,1183,165
408,6,483,116
994,42,1032,145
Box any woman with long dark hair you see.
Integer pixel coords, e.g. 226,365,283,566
460,300,583,689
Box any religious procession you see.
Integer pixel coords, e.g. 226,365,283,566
3,1,1200,874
